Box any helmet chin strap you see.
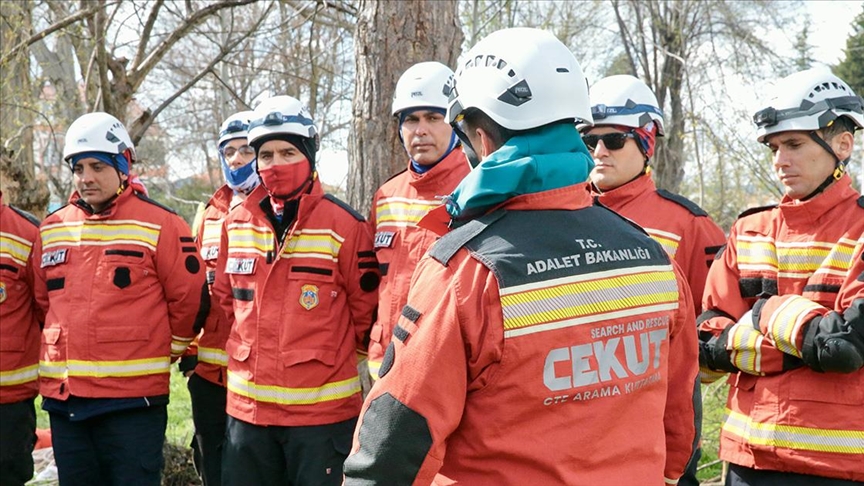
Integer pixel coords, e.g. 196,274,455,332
802,131,846,201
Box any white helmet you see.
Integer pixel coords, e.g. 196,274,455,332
582,75,665,136
754,68,864,143
63,112,136,163
218,110,254,146
447,27,591,131
248,96,319,149
392,62,454,116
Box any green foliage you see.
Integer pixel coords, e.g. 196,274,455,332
835,4,864,94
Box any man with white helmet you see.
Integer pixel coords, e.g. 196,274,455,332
581,76,725,486
698,68,864,485
344,28,699,485
179,110,259,486
31,112,206,485
211,96,379,485
582,75,726,318
366,61,470,380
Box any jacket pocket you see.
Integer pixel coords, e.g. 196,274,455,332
226,338,251,362
0,334,26,352
280,348,336,368
95,325,150,343
788,371,864,405
42,327,62,361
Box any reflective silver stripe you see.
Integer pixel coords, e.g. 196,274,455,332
227,371,360,405
198,347,228,367
724,408,864,454
39,358,170,378
0,364,38,386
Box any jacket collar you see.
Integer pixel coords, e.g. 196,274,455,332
408,147,469,191
591,173,654,207
778,174,858,228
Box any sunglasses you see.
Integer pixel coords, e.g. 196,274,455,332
221,145,255,159
581,132,637,151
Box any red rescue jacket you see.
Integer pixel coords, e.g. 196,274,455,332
368,148,469,378
212,182,379,427
699,175,864,481
192,185,237,386
0,194,42,403
33,188,205,400
591,173,726,315
346,185,700,485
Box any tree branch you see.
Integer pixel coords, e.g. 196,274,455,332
129,0,257,92
0,1,117,66
128,2,273,144
133,0,164,69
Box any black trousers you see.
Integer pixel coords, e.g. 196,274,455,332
49,404,167,486
188,373,227,486
222,415,356,486
0,398,36,486
727,463,864,486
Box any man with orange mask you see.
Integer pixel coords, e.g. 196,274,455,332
32,112,206,485
212,96,379,486
699,68,864,485
180,110,259,486
367,62,470,380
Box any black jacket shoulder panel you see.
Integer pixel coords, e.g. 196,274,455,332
323,194,365,222
135,193,178,215
9,205,41,227
656,189,709,217
737,204,777,220
857,195,864,209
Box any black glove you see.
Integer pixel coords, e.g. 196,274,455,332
699,326,739,374
802,307,864,373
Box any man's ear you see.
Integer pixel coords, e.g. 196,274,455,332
475,127,497,160
832,130,855,161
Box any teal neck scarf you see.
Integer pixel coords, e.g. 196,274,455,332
445,122,594,219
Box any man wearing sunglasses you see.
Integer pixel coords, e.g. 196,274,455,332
580,75,726,321
366,62,470,381
345,28,699,485
179,110,259,486
698,68,864,485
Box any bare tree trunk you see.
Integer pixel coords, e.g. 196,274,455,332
0,2,50,216
347,0,463,215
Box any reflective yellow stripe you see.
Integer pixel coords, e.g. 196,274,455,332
764,296,823,357
0,364,38,386
724,408,864,454
737,236,858,279
227,371,360,405
699,367,727,384
812,237,859,278
201,219,223,247
226,223,272,257
727,324,763,374
198,347,228,367
367,359,382,380
41,220,160,251
0,232,33,266
645,228,681,258
375,197,440,227
281,229,343,262
171,335,194,356
736,235,778,273
39,357,170,378
501,264,679,338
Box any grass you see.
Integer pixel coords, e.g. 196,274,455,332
35,368,195,447
34,369,732,482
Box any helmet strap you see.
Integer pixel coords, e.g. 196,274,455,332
801,131,846,201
